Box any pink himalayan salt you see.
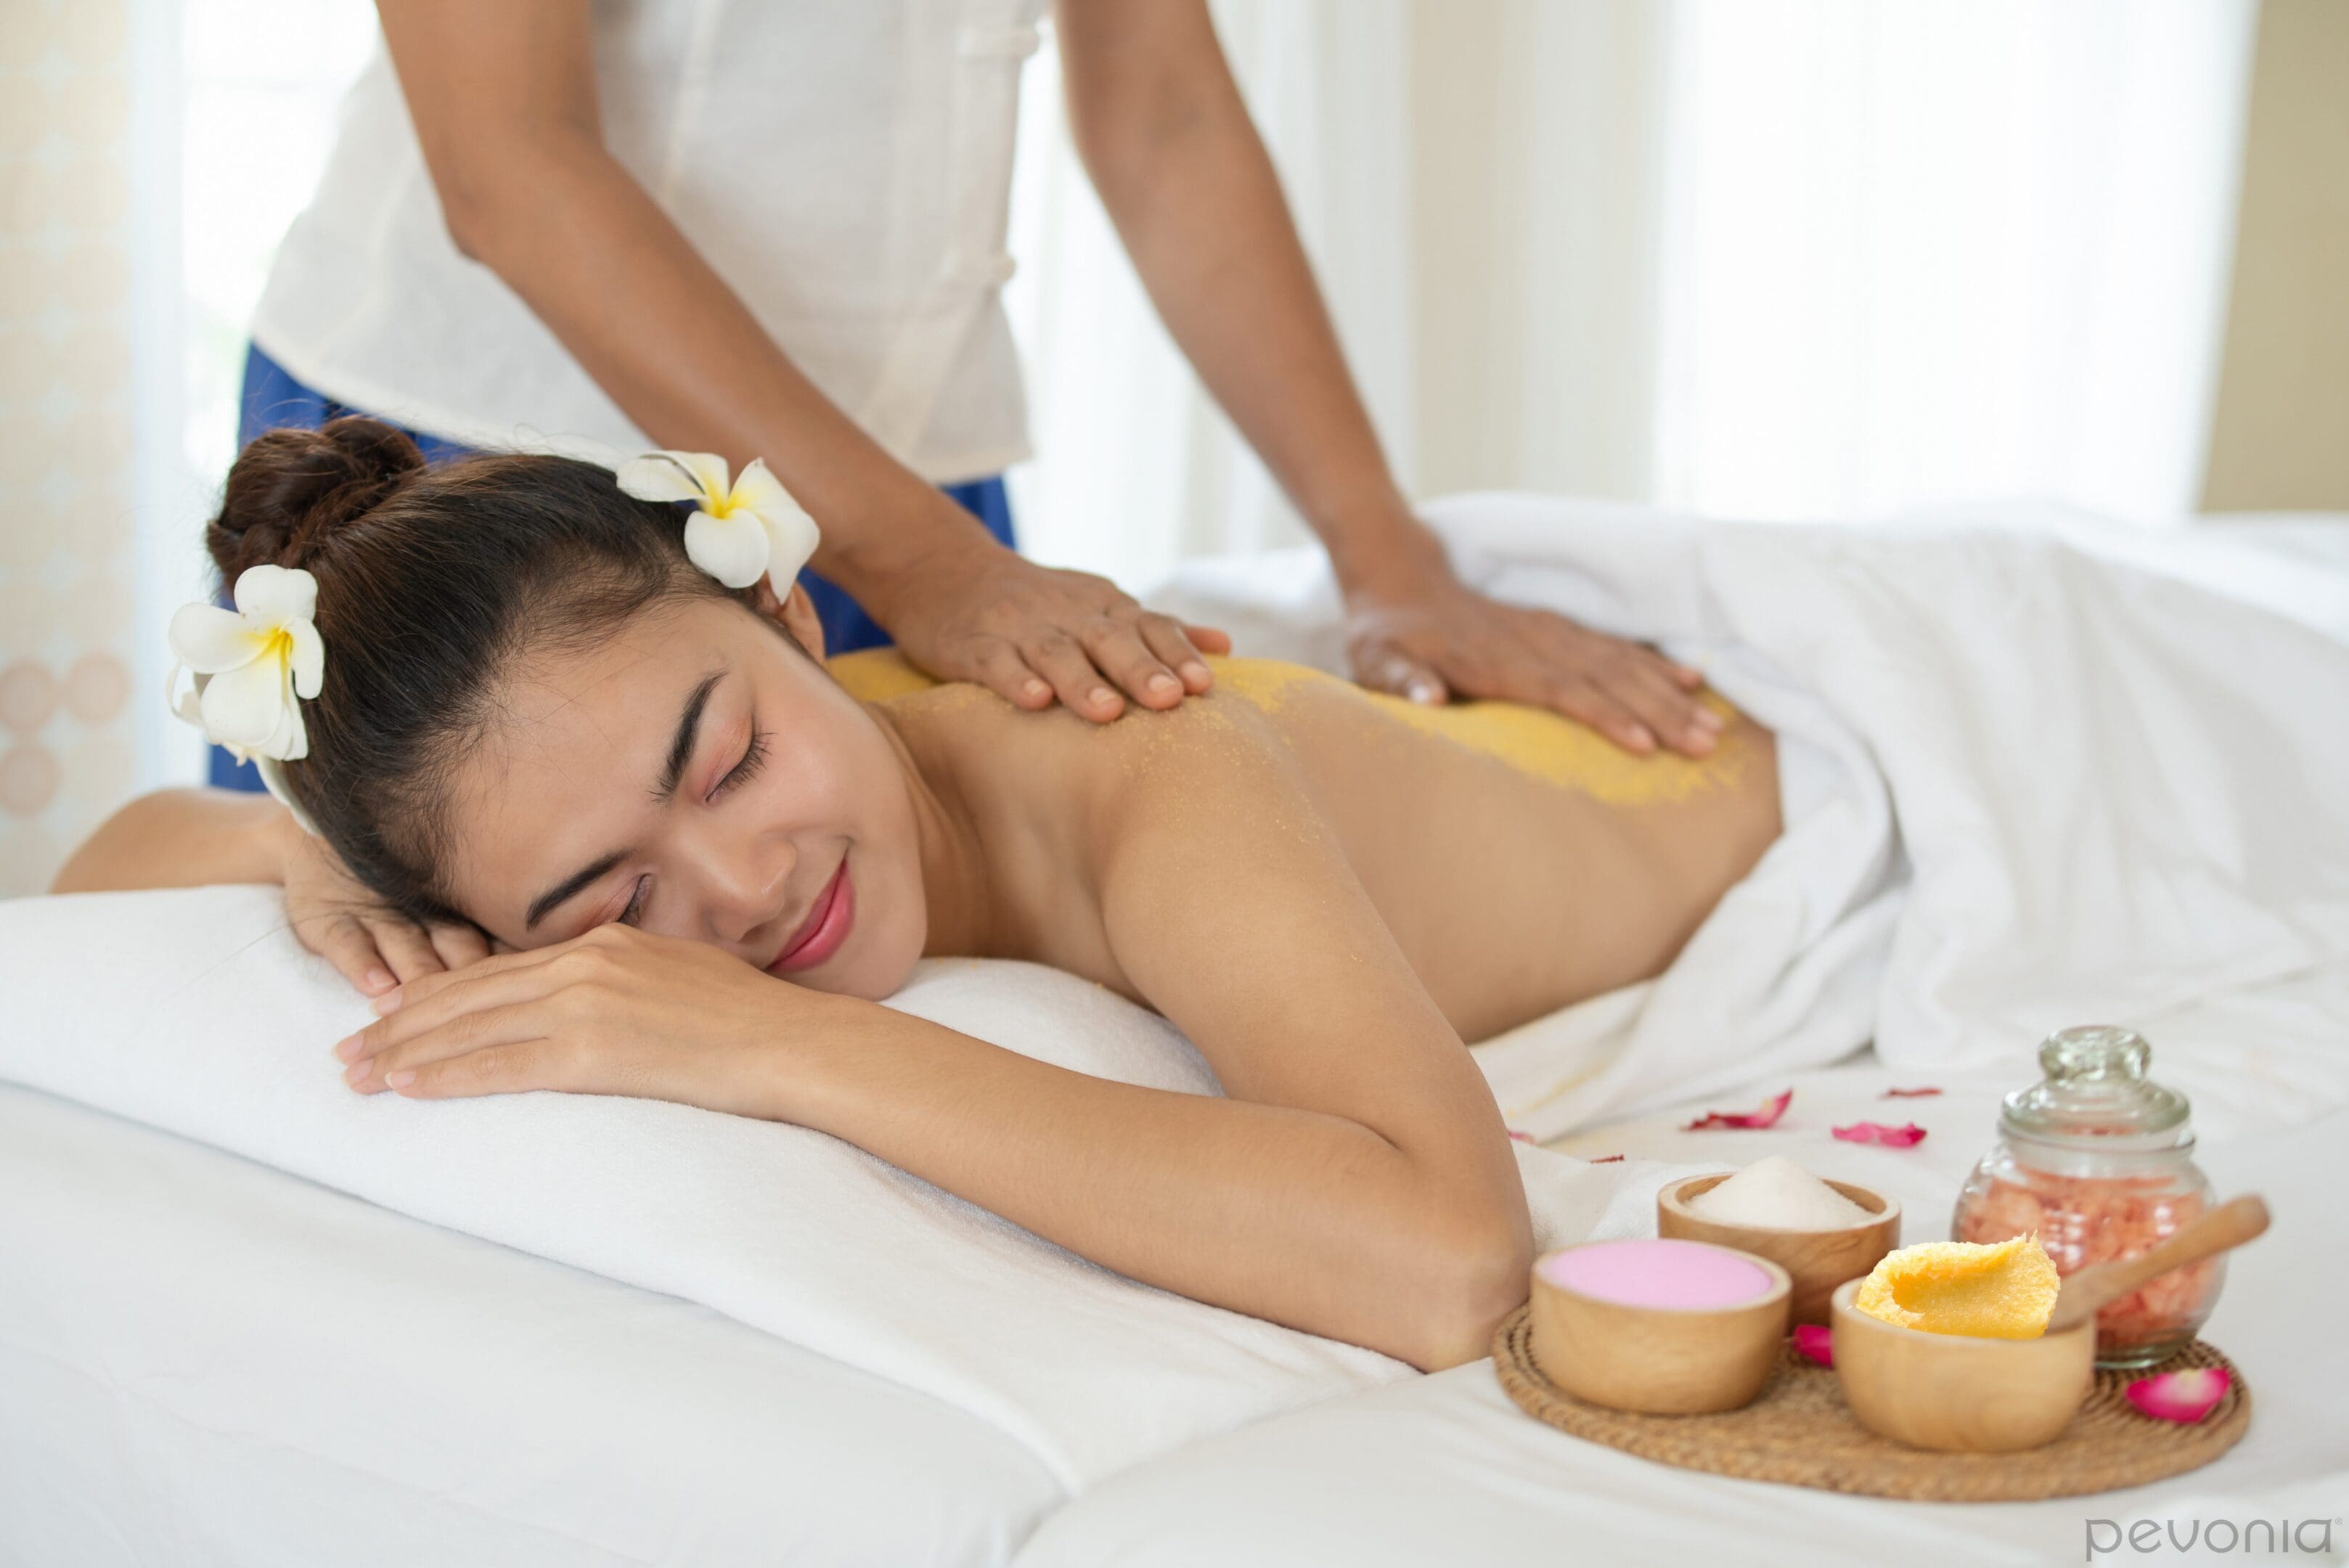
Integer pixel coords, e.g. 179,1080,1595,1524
1540,1238,1775,1310
1956,1169,2219,1352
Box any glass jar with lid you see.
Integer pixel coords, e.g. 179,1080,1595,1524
1950,1025,2220,1369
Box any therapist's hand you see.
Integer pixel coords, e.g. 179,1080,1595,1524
277,819,491,996
876,528,1230,722
1343,565,1721,758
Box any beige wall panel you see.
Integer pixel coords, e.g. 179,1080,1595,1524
0,0,139,896
2202,0,2349,513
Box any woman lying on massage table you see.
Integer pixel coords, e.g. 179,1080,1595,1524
57,419,1781,1371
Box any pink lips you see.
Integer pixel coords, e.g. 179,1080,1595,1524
769,859,854,974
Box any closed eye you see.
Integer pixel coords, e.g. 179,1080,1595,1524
610,730,767,931
714,727,769,799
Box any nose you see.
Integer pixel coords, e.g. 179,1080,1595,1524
691,824,797,952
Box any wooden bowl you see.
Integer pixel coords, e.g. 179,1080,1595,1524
1829,1278,2094,1453
1658,1172,1902,1326
1529,1239,1792,1415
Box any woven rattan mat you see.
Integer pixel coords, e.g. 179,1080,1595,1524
1492,1304,2249,1501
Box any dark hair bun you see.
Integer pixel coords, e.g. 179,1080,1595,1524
209,416,426,580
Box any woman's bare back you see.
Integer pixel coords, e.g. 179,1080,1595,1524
842,653,1780,1043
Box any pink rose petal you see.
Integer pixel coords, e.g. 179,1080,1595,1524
1831,1120,1928,1147
1792,1323,1834,1368
1587,1153,1624,1164
1683,1088,1793,1131
2125,1368,2230,1424
1507,1130,1535,1143
1882,1086,1942,1098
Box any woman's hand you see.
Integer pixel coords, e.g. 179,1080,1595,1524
875,525,1231,724
332,923,824,1117
1344,570,1722,758
278,820,490,996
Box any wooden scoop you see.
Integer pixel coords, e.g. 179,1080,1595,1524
2044,1193,2271,1336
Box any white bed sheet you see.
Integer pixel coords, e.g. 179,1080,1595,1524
12,960,2337,1568
1014,1049,2349,1568
0,1084,1063,1568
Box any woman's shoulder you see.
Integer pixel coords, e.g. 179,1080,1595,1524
833,650,1310,808
826,650,1341,712
830,650,1338,744
828,648,952,706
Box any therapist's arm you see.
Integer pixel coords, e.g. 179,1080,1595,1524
1056,0,1717,758
371,0,1224,724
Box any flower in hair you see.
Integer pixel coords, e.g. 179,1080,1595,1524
616,450,820,592
168,565,325,831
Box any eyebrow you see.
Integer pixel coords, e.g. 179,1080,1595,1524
655,673,724,806
522,670,724,931
523,850,628,933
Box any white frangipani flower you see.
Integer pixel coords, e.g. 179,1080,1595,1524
167,565,326,833
616,450,821,592
168,564,324,761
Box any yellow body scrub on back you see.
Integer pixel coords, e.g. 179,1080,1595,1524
829,650,1754,809
1853,1234,2062,1339
1189,658,1750,808
830,648,954,703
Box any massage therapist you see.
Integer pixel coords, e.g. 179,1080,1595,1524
230,0,1717,762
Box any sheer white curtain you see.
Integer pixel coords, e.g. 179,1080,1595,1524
1002,0,2258,594
1651,0,2258,523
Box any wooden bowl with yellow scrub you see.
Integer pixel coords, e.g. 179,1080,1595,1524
1831,1201,2269,1454
1658,1168,1901,1327
1529,1238,1792,1415
1829,1274,2093,1454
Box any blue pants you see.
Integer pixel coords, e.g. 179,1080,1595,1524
214,343,1015,789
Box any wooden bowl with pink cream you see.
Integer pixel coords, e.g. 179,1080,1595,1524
1528,1238,1791,1415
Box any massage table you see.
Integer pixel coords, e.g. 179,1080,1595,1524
0,1080,1061,1567
7,504,2347,1564
7,992,2344,1567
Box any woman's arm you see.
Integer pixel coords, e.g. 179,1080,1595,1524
1067,707,1540,1364
338,708,1534,1368
799,769,1540,1375
52,790,488,992
373,0,1218,722
1055,0,1720,758
51,788,293,895
340,926,1526,1369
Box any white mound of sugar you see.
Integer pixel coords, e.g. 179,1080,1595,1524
1688,1155,1874,1230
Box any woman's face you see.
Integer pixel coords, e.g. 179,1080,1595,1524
437,588,926,1000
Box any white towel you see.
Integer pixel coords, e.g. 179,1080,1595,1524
0,885,1694,1491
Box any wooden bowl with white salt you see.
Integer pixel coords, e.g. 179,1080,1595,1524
1658,1159,1902,1326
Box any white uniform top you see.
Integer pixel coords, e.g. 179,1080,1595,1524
250,0,1045,483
